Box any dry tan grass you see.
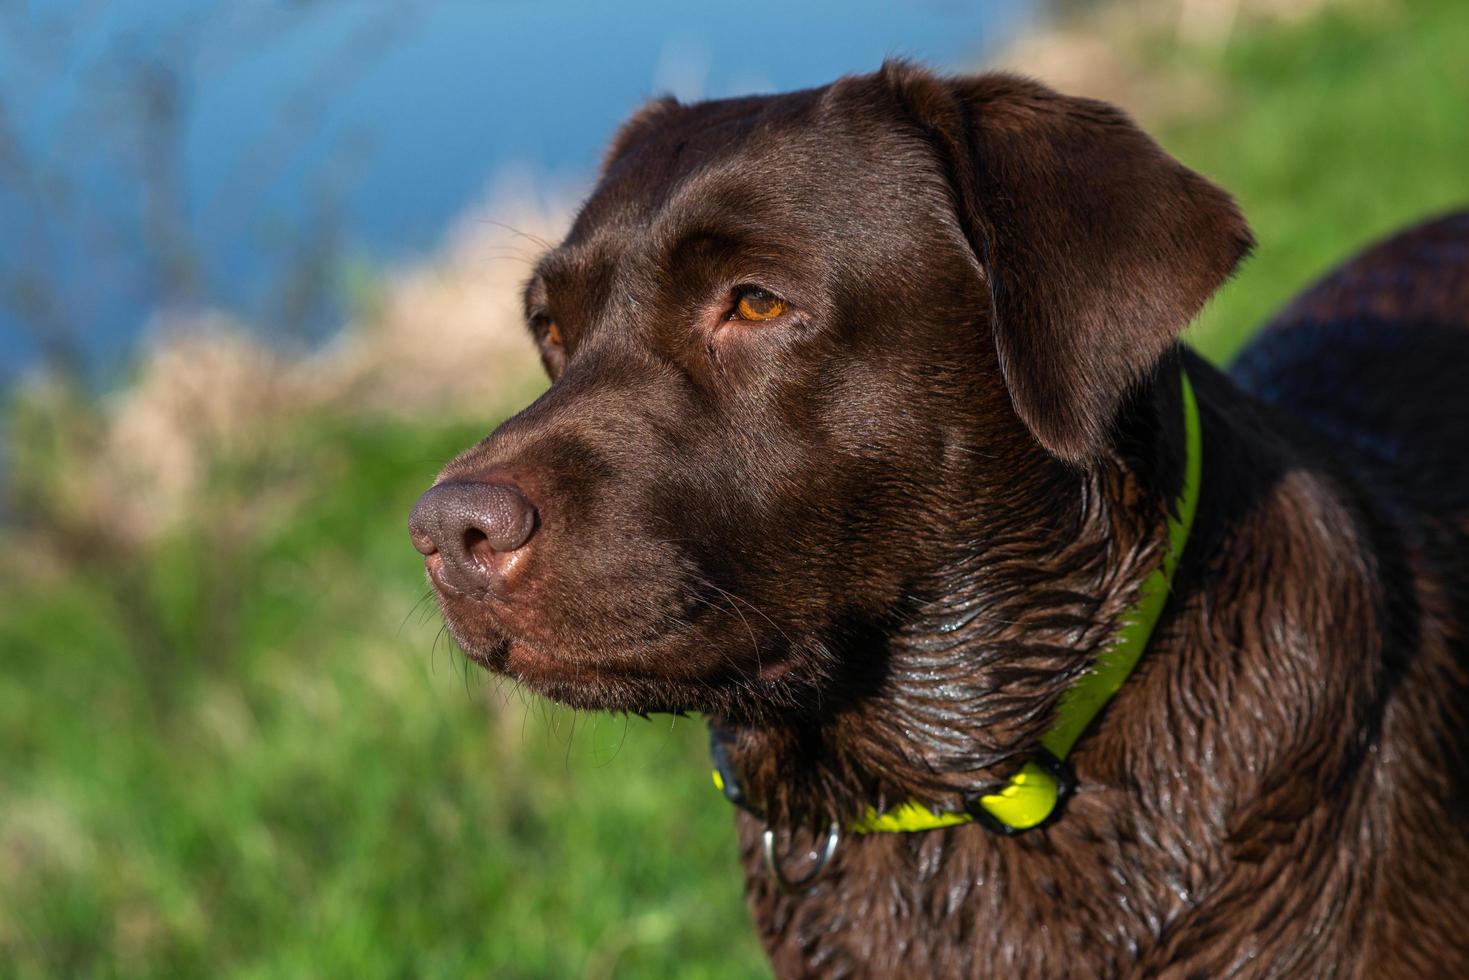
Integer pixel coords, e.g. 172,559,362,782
995,0,1347,122
320,192,569,416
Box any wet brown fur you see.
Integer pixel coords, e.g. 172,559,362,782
417,64,1469,976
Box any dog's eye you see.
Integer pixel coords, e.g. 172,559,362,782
732,288,788,322
531,314,562,347
531,315,566,379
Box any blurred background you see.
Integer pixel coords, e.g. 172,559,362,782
0,0,1464,975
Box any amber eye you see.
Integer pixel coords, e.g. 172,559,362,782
733,288,788,322
544,321,563,346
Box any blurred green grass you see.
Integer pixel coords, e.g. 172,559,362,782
2,2,1466,976
1169,0,1469,360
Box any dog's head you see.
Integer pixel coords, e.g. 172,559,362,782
409,64,1250,721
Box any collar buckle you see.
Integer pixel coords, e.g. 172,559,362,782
965,747,1077,836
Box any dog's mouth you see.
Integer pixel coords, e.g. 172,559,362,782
465,636,760,715
433,582,799,715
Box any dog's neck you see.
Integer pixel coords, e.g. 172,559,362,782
716,353,1389,843
721,479,1167,827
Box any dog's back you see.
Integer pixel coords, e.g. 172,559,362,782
1233,211,1469,520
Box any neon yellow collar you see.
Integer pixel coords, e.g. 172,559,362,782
714,367,1203,835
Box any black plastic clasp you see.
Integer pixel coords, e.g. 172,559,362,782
709,724,764,819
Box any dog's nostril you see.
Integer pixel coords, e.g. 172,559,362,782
464,527,495,565
472,483,538,554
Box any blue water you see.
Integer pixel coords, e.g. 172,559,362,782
0,0,1036,382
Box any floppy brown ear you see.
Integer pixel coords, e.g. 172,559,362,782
882,63,1253,463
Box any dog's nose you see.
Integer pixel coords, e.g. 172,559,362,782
408,480,538,593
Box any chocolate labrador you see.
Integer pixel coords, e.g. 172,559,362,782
408,63,1469,977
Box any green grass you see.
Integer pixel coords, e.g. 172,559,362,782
1163,0,1469,360
2,2,1467,976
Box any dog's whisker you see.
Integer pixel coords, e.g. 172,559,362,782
474,217,554,251
397,589,436,638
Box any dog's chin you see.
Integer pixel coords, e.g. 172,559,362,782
436,589,816,717
451,631,740,715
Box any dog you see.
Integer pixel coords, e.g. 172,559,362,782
408,63,1469,977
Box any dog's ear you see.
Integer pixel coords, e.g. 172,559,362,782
880,63,1252,463
602,96,683,173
